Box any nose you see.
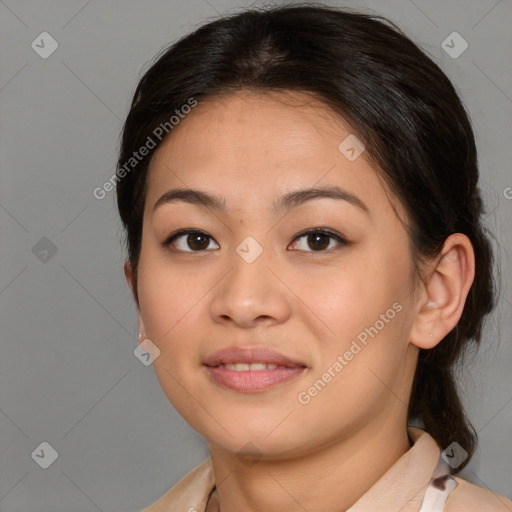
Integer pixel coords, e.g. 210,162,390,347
209,243,292,328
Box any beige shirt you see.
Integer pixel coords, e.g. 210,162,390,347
142,427,512,511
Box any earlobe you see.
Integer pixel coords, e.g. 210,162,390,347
409,233,475,350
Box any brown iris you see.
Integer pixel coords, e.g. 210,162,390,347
187,233,210,251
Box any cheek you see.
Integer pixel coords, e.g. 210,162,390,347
310,249,412,361
306,262,389,333
136,258,208,420
136,255,204,352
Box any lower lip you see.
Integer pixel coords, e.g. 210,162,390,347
204,365,307,392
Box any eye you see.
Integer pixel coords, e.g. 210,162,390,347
162,227,347,253
162,229,220,252
288,228,347,252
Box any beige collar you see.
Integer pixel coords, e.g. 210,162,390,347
144,426,445,512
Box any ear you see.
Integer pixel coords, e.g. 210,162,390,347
409,233,475,349
124,260,136,300
124,261,146,344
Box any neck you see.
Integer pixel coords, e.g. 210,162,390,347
208,419,412,512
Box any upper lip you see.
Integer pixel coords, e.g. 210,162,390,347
203,346,307,368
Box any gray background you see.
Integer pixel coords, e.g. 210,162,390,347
0,0,511,510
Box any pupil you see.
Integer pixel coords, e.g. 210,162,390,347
309,233,328,250
188,233,209,250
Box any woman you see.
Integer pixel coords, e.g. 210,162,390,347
116,4,512,511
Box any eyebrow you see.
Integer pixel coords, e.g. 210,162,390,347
153,185,369,215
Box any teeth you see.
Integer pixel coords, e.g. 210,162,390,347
219,362,281,371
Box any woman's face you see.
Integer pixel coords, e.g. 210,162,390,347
130,91,423,459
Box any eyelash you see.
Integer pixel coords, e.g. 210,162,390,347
161,228,348,253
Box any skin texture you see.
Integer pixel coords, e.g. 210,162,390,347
124,90,475,512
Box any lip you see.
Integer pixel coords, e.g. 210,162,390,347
203,346,308,393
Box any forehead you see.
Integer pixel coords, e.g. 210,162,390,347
152,90,351,160
145,90,401,219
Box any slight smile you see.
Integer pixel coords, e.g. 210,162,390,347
203,346,309,392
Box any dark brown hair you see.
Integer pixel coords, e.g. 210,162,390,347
116,3,496,471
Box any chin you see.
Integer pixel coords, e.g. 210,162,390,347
204,420,307,456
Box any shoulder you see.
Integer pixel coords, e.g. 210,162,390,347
446,476,512,511
141,459,215,512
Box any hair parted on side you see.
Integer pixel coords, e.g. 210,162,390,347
116,2,496,471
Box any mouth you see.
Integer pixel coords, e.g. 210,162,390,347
203,346,308,392
214,362,292,371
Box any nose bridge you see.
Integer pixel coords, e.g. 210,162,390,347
227,234,272,299
235,234,266,266
209,233,290,326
